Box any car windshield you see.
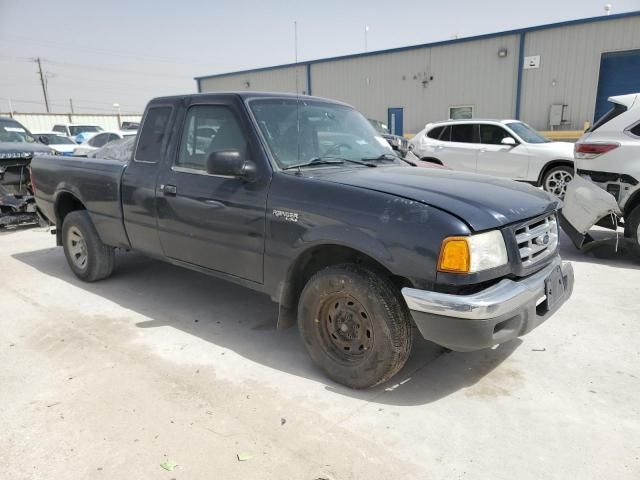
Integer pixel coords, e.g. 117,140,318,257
69,125,102,136
506,121,550,143
368,119,389,135
0,119,35,143
249,98,399,169
40,134,75,145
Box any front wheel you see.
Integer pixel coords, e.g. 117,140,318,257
542,165,573,198
62,211,115,282
298,264,413,389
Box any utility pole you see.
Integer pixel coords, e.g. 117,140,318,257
364,25,369,52
35,57,50,113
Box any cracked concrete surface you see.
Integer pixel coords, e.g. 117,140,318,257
1,227,639,479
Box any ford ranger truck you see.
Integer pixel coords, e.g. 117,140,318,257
31,92,574,389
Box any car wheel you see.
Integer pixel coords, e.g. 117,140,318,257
298,263,413,389
62,210,115,282
542,166,573,198
625,205,640,262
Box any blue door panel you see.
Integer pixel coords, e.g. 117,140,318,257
594,49,640,122
387,108,404,136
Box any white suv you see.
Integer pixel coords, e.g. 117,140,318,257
560,93,640,259
410,119,575,197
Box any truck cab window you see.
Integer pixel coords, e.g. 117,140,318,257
177,105,247,171
135,106,172,163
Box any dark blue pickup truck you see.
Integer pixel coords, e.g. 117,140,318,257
31,92,574,388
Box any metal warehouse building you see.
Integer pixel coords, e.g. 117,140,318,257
196,12,640,137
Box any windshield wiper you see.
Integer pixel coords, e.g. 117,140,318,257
361,153,398,162
283,156,376,171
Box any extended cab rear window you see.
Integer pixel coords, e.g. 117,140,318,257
135,106,172,162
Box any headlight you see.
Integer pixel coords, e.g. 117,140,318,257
438,230,508,274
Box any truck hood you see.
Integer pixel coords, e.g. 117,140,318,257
312,166,559,231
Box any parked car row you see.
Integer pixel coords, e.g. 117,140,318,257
410,119,575,198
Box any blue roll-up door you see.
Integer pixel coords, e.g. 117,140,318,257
594,49,640,122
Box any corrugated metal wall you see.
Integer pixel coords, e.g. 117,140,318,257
199,65,310,94
197,15,640,134
0,113,142,133
520,16,640,130
312,35,520,134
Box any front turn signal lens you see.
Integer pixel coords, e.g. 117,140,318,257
438,237,471,273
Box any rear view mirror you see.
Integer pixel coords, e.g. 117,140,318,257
501,137,517,146
206,150,256,181
38,135,50,145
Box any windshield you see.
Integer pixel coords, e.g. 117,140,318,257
0,119,35,143
249,99,398,169
368,119,389,135
69,125,103,136
506,122,550,143
39,133,75,145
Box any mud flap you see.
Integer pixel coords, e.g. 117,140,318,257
559,175,622,249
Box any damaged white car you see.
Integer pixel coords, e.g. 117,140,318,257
560,93,640,259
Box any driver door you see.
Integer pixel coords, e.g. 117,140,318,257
477,123,529,179
155,100,270,283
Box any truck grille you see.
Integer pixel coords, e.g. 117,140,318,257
515,214,558,268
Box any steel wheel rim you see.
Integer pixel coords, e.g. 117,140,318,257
67,226,88,270
545,170,573,198
316,293,374,365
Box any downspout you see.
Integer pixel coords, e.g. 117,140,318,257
306,63,312,96
514,32,525,120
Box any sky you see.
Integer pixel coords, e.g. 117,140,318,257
1,0,639,114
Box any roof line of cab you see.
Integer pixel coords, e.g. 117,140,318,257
146,91,353,108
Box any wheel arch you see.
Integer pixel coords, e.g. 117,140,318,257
276,243,412,329
537,160,574,186
54,190,87,245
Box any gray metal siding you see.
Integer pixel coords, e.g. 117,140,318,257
311,35,519,134
199,65,309,95
520,16,640,130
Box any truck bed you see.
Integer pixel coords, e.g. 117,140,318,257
31,155,130,248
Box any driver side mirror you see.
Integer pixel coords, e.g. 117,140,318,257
206,150,256,181
501,137,517,146
38,135,50,145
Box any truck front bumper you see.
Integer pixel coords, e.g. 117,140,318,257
401,257,574,352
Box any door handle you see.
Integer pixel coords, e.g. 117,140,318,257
160,184,177,196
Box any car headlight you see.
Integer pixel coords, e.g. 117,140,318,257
438,230,508,274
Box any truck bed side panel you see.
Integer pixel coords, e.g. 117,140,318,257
31,155,130,248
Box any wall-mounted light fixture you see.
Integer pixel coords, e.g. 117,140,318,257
498,48,508,58
244,81,250,88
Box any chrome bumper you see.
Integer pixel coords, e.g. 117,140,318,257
401,257,574,351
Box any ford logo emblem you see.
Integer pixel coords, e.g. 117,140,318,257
534,234,550,246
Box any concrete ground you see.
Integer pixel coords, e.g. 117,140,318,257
1,227,638,480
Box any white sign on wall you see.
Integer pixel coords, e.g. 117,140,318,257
523,55,541,69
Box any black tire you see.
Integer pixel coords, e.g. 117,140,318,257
625,206,640,262
62,210,115,282
298,264,413,389
542,165,573,198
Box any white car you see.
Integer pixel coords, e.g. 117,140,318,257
51,123,104,143
410,119,575,197
73,130,137,157
560,93,640,259
33,132,77,156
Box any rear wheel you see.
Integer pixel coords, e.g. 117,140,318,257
298,264,413,389
542,165,573,198
62,211,115,282
625,205,640,262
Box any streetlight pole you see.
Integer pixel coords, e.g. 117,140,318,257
364,25,369,52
